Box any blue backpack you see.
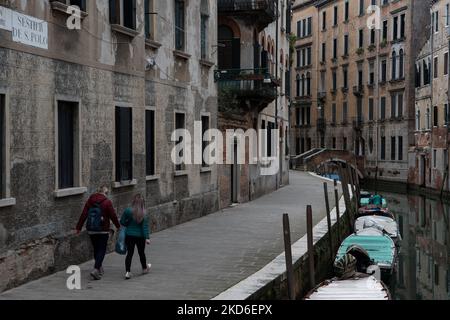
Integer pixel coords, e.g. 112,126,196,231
86,198,106,232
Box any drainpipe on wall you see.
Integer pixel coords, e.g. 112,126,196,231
275,0,280,189
430,5,434,190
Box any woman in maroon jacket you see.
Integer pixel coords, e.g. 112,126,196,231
75,186,120,280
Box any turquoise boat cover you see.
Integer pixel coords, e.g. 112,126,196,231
335,234,395,268
360,198,387,208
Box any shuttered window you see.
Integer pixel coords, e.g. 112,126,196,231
58,101,76,189
145,110,155,176
115,107,133,181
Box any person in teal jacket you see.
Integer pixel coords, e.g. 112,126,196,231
120,194,151,279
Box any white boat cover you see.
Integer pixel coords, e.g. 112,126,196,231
305,276,390,300
355,216,399,239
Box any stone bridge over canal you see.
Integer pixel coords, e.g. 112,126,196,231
290,149,365,178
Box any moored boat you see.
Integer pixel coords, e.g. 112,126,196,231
304,276,391,300
357,207,395,220
335,228,397,283
360,193,388,208
355,215,401,244
305,253,391,300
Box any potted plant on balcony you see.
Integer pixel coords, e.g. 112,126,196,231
356,47,364,56
380,39,388,48
368,44,376,52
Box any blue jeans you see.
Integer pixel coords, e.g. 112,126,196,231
89,234,109,269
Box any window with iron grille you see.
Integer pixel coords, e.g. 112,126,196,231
115,107,133,181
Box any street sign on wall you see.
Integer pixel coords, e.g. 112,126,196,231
12,10,48,49
0,5,48,50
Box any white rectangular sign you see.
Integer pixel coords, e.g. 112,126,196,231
0,6,12,31
12,10,48,49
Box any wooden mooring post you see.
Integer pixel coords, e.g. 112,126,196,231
333,179,341,243
282,213,295,300
323,182,333,260
338,165,354,229
306,205,315,289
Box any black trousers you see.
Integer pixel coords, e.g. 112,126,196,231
89,234,109,270
125,235,147,272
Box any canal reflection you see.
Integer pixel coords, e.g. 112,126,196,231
371,190,450,300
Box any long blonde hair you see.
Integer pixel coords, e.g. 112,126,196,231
132,194,146,224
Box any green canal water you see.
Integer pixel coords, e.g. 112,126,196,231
367,189,450,300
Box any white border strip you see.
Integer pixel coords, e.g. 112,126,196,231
212,177,350,300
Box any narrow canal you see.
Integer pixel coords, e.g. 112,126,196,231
367,188,450,300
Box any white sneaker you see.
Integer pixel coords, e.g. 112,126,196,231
142,263,152,274
125,272,132,280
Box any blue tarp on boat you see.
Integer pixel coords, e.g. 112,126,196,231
336,233,396,269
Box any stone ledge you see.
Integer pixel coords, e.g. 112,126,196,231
200,167,212,173
174,170,188,177
146,174,160,181
173,50,191,60
199,59,215,68
145,39,162,50
54,187,87,198
112,179,138,189
111,24,139,38
50,1,88,19
0,198,16,208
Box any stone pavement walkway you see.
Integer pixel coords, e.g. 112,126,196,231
0,171,341,300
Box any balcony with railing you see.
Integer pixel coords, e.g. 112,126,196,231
353,85,364,96
218,0,277,30
215,68,278,110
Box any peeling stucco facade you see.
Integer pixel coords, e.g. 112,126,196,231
0,0,219,291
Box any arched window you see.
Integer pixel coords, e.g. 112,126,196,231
423,59,429,85
392,50,397,80
218,25,240,69
280,49,284,65
399,49,404,78
415,63,421,87
296,74,300,97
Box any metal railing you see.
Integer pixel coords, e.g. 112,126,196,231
218,0,276,17
214,68,276,92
